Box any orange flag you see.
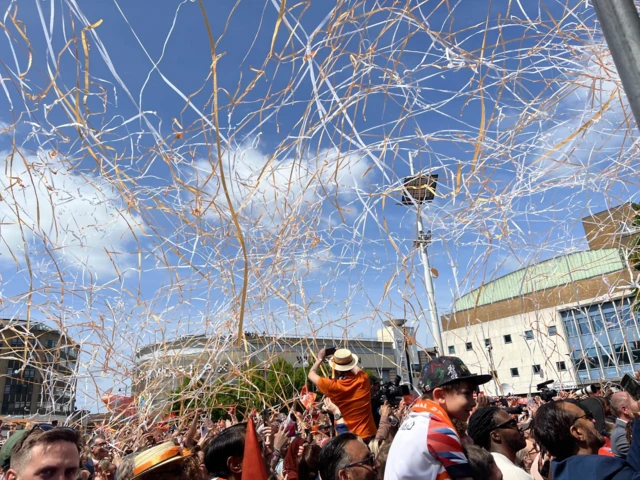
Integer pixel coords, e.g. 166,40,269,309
241,417,268,480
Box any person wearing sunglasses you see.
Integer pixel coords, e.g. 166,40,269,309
532,400,640,479
318,433,378,480
468,407,532,480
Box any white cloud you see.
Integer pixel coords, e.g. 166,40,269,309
190,144,371,231
0,150,142,277
529,49,628,180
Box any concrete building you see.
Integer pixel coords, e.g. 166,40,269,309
442,204,640,396
0,319,78,418
135,332,436,409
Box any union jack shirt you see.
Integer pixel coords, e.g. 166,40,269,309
384,399,473,480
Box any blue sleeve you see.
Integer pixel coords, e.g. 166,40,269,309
335,423,350,435
626,420,640,473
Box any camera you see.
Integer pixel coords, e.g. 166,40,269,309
537,380,557,402
373,376,411,407
575,384,601,397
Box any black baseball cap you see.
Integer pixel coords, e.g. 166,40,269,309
420,356,492,393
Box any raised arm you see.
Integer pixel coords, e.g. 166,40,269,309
307,348,326,386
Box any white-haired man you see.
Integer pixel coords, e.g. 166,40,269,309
610,391,640,458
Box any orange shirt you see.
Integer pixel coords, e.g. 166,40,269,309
317,371,377,439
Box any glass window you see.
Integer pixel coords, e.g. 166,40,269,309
562,311,578,338
615,344,630,365
585,347,600,368
599,346,616,368
575,310,591,335
504,334,512,344
485,339,491,347
589,305,604,333
548,326,557,336
448,346,455,355
524,330,534,340
617,299,630,327
532,365,542,375
557,361,567,371
601,302,619,329
466,342,473,351
510,368,519,377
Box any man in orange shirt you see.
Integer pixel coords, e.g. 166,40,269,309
308,347,377,440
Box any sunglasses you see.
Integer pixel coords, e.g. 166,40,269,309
572,411,595,425
343,453,376,470
489,418,520,433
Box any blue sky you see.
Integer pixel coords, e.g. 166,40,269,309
0,0,637,411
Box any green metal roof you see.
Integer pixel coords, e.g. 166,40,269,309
454,248,625,312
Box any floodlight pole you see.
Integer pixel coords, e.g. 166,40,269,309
408,153,444,356
593,0,640,128
486,344,500,396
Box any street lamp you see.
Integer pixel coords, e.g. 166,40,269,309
384,319,416,387
401,152,443,355
485,343,501,396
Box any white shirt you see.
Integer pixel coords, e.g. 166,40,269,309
492,452,533,480
385,400,472,480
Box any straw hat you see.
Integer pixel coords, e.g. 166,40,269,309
132,441,190,478
329,348,359,372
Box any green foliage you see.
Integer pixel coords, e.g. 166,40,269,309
169,358,310,421
364,369,380,384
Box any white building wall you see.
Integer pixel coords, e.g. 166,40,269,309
442,306,576,396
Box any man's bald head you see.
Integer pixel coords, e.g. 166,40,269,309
611,392,639,421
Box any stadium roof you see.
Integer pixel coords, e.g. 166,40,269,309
454,248,626,312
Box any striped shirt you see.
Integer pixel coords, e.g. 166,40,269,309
384,399,472,480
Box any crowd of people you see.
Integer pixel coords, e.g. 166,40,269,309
3,347,640,480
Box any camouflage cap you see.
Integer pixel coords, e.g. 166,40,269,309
420,356,492,393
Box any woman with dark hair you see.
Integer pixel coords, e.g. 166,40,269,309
282,437,306,480
297,444,321,480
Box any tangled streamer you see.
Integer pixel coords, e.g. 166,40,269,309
0,0,637,441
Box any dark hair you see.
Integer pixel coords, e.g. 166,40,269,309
298,444,321,480
11,428,82,472
319,433,359,480
464,444,497,480
532,401,578,460
467,407,500,449
422,382,459,400
90,435,106,447
204,423,247,477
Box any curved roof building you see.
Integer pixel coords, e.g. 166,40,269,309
442,204,639,395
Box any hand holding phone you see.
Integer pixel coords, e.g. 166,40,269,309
324,346,337,358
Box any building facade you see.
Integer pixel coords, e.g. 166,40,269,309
135,332,435,409
0,320,78,417
442,204,640,396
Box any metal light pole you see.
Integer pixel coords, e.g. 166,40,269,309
593,0,640,128
402,153,443,355
486,344,500,396
402,322,414,388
